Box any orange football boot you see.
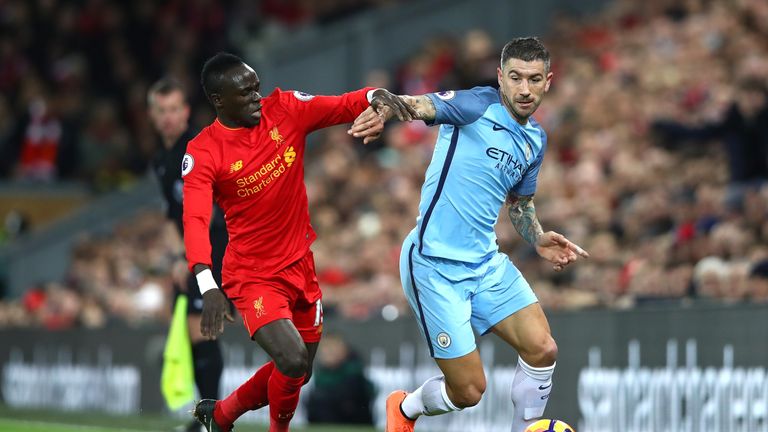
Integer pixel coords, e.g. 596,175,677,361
385,390,416,432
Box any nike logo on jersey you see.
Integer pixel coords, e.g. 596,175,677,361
492,123,505,131
538,382,552,390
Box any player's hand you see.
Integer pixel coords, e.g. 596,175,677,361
349,107,386,144
200,289,234,339
534,231,589,272
370,89,417,121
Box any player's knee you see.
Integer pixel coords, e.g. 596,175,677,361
273,346,310,378
529,336,558,367
451,382,486,408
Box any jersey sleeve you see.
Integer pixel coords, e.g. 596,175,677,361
283,88,374,133
425,87,493,126
182,140,217,271
512,128,547,196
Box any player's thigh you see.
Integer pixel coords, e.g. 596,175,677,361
303,342,319,384
490,302,554,361
470,254,538,336
400,238,475,359
254,318,308,375
291,297,323,344
224,272,294,338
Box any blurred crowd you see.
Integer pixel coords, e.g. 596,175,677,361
1,0,768,329
0,0,398,191
0,211,178,329
312,0,768,317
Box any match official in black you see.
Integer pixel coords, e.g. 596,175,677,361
148,77,228,432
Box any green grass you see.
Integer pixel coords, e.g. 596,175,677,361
0,405,376,432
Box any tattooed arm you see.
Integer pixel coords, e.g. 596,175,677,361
398,95,436,122
348,95,435,140
506,192,543,246
506,191,590,271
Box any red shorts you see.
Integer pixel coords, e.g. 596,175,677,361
222,250,323,343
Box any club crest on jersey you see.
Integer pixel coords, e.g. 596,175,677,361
270,127,284,147
435,90,455,100
181,153,194,177
293,91,315,101
253,297,266,318
525,142,532,161
436,332,451,348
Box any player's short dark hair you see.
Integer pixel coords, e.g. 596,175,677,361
500,37,550,72
147,77,186,105
201,52,245,102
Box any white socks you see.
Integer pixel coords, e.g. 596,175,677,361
398,358,554,431
401,375,462,419
510,356,556,432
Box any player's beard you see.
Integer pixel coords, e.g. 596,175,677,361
501,90,532,124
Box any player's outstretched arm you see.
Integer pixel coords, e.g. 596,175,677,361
506,192,589,271
370,89,418,121
193,264,234,339
348,94,436,143
399,95,436,122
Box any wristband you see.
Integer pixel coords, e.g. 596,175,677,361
195,269,219,295
366,88,383,103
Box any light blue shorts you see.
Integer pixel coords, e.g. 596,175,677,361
399,235,538,359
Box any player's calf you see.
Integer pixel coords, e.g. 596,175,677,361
443,379,485,408
385,376,469,432
401,375,464,419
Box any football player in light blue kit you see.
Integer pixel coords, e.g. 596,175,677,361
350,37,589,432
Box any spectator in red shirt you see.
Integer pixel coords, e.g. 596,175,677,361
185,52,413,432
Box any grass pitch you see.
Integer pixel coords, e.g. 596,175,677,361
0,405,376,432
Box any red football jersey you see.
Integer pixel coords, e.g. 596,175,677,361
182,87,373,274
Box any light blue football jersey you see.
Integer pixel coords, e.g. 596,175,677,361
413,86,548,263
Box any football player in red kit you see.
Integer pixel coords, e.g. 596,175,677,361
184,53,414,432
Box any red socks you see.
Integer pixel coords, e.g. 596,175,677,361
267,368,306,431
214,361,275,429
212,361,305,432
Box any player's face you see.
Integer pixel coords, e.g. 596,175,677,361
497,58,552,124
148,90,189,145
218,64,262,128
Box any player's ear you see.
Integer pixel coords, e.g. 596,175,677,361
210,93,224,108
497,67,503,87
544,71,553,92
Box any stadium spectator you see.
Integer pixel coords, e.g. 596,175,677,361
305,333,374,425
750,259,768,302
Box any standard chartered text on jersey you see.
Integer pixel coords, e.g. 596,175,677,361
234,153,291,197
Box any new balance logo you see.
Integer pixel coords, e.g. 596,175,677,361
229,160,243,173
